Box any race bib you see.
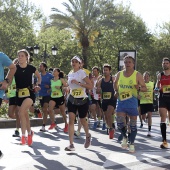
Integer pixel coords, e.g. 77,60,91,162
71,88,85,98
18,88,30,98
119,91,132,101
144,93,151,99
103,92,111,99
163,85,170,93
39,96,43,100
52,91,59,97
12,84,16,90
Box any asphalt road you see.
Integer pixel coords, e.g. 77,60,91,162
0,115,170,170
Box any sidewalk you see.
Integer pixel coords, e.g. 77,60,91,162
0,116,64,129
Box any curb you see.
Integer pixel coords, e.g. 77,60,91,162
0,116,64,129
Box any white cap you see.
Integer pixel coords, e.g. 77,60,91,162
71,56,81,63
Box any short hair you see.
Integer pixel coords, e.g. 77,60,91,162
143,71,150,76
49,68,53,72
40,62,48,71
92,66,99,72
162,57,170,63
123,55,135,64
103,64,111,70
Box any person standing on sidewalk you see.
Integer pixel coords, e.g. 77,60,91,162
155,57,170,149
139,71,154,137
65,56,92,151
15,49,41,146
114,55,147,153
0,51,16,158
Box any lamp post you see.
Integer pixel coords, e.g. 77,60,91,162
27,44,58,62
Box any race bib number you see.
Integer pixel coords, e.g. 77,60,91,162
52,91,59,97
18,88,30,98
163,85,170,93
39,96,43,100
103,92,111,99
12,84,16,90
71,88,85,98
144,93,151,99
119,91,132,101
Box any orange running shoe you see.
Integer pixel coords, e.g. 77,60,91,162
64,124,68,133
21,136,27,145
48,123,56,130
109,129,114,139
27,131,34,146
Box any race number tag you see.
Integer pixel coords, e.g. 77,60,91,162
71,88,85,98
119,91,132,101
18,88,30,98
12,84,16,90
52,91,59,97
103,92,111,99
163,85,170,93
39,96,43,100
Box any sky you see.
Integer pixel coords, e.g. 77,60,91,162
30,0,170,33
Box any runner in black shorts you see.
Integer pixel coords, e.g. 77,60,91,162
97,64,116,139
155,57,170,149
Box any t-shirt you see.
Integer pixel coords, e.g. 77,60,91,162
68,69,87,98
39,72,53,96
0,52,12,98
15,64,36,89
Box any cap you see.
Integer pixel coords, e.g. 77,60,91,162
71,56,81,63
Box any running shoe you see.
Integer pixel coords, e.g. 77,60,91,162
40,126,46,132
65,144,75,151
48,123,56,130
118,134,123,142
160,140,168,149
109,129,114,139
0,151,3,159
64,124,68,133
21,136,27,145
121,137,128,149
102,123,106,130
74,131,81,138
92,121,98,129
27,131,34,146
129,144,135,153
139,124,143,128
12,130,20,137
84,133,91,148
147,131,152,137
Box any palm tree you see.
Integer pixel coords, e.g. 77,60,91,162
49,0,118,68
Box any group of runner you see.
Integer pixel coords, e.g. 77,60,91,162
1,50,170,156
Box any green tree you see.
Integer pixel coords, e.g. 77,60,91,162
49,0,119,68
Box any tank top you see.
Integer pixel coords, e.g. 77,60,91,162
117,70,138,108
160,72,170,94
7,78,16,98
140,81,154,104
101,76,115,101
51,79,63,98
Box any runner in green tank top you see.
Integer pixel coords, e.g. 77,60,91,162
48,68,68,132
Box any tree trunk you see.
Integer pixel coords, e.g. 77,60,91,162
82,46,88,68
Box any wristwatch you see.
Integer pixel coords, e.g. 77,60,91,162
5,78,9,84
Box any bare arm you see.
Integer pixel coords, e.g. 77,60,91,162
61,78,68,87
113,72,120,92
81,76,93,90
96,78,102,94
155,73,161,89
136,72,147,92
0,63,16,90
35,70,41,85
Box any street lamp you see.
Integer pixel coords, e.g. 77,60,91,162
26,44,58,62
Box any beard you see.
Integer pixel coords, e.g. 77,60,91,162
163,66,169,70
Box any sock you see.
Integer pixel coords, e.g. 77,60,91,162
120,126,127,138
130,129,137,144
148,126,151,131
160,123,166,141
28,131,31,135
22,134,25,137
16,128,19,131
